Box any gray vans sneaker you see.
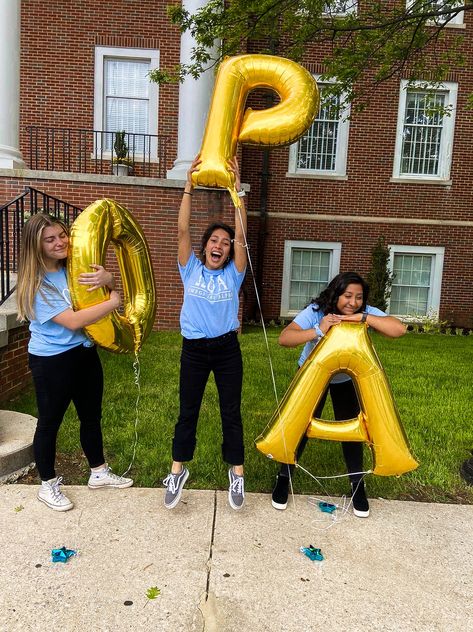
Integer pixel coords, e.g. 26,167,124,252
163,467,189,509
38,476,74,512
228,467,245,510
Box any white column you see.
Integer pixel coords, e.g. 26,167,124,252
0,0,24,169
167,0,219,180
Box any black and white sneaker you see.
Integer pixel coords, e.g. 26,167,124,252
351,480,370,518
271,474,289,510
163,467,189,509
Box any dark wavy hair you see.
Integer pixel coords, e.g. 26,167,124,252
312,272,369,315
199,222,235,267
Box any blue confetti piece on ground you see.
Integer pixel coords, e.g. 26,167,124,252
51,547,76,563
300,545,324,562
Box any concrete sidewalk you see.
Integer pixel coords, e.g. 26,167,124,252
0,485,471,632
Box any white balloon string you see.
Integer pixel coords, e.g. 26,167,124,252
121,351,141,477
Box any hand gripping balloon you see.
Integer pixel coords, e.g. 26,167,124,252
193,54,319,205
67,199,156,354
256,322,418,477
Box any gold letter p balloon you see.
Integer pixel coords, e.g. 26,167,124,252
256,323,418,476
193,54,319,205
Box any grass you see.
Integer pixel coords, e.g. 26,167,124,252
6,326,473,503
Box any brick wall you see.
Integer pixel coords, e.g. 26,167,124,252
0,324,30,403
20,0,180,165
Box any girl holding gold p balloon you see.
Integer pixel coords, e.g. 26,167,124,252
272,272,406,517
163,155,247,512
17,213,133,512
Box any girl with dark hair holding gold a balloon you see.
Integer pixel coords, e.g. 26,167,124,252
272,271,406,517
17,213,134,512
163,155,248,511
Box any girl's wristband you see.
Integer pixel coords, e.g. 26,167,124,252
314,325,324,339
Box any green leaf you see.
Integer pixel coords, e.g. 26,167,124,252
146,586,161,600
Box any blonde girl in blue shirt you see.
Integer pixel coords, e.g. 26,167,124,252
17,213,133,512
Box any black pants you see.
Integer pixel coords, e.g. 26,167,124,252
279,379,364,484
29,344,105,481
172,331,244,465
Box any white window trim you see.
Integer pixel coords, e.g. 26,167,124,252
94,46,159,159
406,1,464,26
288,77,351,178
392,79,457,182
388,244,445,318
280,240,342,318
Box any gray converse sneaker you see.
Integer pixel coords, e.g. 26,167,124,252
163,467,189,509
228,467,245,510
88,465,133,489
38,476,74,512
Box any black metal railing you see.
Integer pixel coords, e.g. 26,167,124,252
26,127,171,178
0,187,82,305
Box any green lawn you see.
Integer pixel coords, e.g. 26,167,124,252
7,327,473,503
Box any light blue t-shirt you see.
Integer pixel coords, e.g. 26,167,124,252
28,268,92,356
179,251,246,339
295,303,387,382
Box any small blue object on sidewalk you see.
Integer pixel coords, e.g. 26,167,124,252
318,501,337,514
300,545,324,562
51,547,76,563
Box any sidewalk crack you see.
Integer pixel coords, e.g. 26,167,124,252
205,489,217,601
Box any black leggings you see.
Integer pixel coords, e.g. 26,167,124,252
278,379,364,484
172,331,244,465
29,344,105,481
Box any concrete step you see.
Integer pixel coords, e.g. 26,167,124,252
0,410,36,482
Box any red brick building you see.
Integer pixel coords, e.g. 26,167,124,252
1,0,472,333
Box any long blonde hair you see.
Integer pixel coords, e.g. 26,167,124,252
16,213,68,322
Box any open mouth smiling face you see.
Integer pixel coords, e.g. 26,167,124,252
205,229,232,270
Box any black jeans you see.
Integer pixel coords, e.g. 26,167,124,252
279,378,364,484
172,331,244,465
29,344,105,481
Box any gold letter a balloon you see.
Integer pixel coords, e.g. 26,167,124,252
256,323,418,477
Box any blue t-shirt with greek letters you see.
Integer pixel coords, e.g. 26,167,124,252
28,268,92,356
179,251,246,339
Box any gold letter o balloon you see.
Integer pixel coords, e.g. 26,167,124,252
193,54,319,194
67,199,156,354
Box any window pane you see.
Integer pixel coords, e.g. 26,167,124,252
104,58,150,153
297,86,340,172
288,249,331,311
400,90,445,176
391,253,433,315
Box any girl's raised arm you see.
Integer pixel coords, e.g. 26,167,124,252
178,156,201,267
229,157,247,273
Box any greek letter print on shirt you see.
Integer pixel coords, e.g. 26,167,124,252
179,252,246,339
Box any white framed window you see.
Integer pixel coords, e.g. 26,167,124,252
324,1,358,15
406,1,464,26
280,241,342,317
288,79,350,177
393,80,457,181
388,245,445,317
94,46,159,157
